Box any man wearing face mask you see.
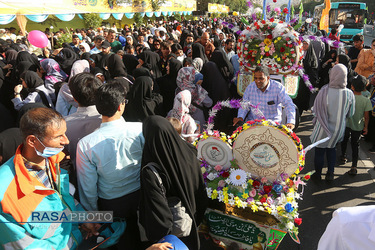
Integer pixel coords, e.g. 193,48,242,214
0,107,100,249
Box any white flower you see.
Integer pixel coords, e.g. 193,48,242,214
206,188,212,198
286,222,294,230
242,183,248,189
218,193,224,202
225,178,231,184
207,173,217,181
229,193,234,199
228,199,235,206
229,169,248,186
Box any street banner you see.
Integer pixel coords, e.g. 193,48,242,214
320,0,331,32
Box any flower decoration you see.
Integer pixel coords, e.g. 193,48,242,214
237,19,302,75
229,169,247,186
283,8,289,14
197,118,307,234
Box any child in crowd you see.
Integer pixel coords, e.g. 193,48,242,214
340,75,372,175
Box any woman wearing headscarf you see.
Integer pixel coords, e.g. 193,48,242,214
192,57,204,84
336,54,357,89
192,43,208,64
123,52,139,76
319,49,337,88
137,50,162,79
4,49,18,66
167,90,197,142
310,64,355,181
53,48,79,75
176,67,212,129
40,58,68,103
15,51,40,70
201,61,233,133
56,60,90,116
107,53,127,79
123,76,163,122
139,115,207,249
156,58,182,116
209,50,234,83
12,71,53,110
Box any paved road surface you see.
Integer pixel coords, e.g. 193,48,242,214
278,111,375,250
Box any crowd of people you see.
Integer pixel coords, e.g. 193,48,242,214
0,15,374,249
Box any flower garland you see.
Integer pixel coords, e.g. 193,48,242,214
205,99,265,132
199,119,310,234
237,19,302,75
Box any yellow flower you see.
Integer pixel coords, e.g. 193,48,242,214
220,136,227,142
264,46,270,52
223,187,228,192
278,37,282,40
287,197,293,202
243,123,249,130
223,195,229,203
242,192,249,199
248,179,253,185
288,188,295,194
201,167,206,174
277,57,281,62
251,204,259,212
257,60,260,64
202,133,208,139
264,38,272,46
212,190,218,199
295,168,300,174
266,207,272,214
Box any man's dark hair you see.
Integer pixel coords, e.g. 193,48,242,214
225,39,234,45
161,41,171,50
108,29,116,35
171,43,182,53
94,35,105,42
186,33,194,39
69,72,102,107
254,66,270,76
72,34,79,39
95,80,127,117
331,28,337,35
125,45,134,51
352,75,367,92
352,34,364,42
20,107,64,141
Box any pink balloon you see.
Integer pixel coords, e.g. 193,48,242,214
28,30,48,48
214,18,217,22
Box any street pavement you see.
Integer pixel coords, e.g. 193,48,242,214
278,110,375,250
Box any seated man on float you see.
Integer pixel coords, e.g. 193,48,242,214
233,66,296,130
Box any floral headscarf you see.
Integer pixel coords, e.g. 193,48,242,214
167,90,191,124
192,58,203,72
40,58,68,84
176,67,208,113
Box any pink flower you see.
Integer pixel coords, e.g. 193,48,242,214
214,165,223,171
218,180,226,187
261,177,268,183
249,189,257,197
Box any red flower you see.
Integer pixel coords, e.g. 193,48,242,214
261,20,266,24
260,197,267,203
283,8,289,14
304,175,311,180
273,0,277,2
267,34,272,39
294,218,302,225
280,47,285,53
265,52,270,57
263,185,272,193
222,171,229,178
253,180,261,189
270,18,275,22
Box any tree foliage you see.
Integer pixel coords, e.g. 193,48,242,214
83,13,103,28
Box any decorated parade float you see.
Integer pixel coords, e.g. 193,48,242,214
195,100,311,249
194,16,341,249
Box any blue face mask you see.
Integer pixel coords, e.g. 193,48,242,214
34,137,64,158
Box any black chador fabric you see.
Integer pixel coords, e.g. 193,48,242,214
201,61,234,133
54,48,78,77
123,76,162,122
138,50,162,79
107,53,127,79
210,50,234,82
155,58,182,116
192,43,208,64
122,54,139,76
139,116,207,249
